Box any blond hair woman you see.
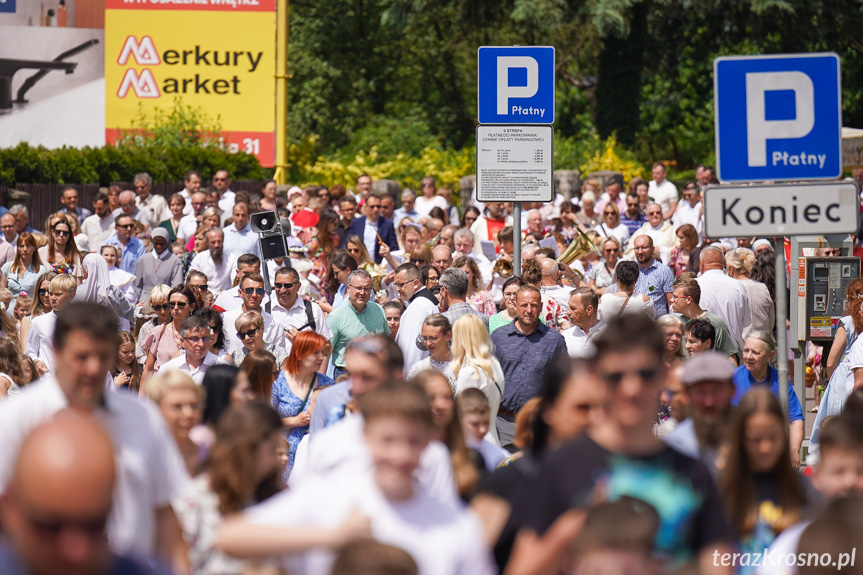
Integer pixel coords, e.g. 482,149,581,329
146,369,205,475
451,314,506,446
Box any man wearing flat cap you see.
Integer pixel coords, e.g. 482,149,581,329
132,227,185,304
663,351,737,475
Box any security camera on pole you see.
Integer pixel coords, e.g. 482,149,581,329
476,46,555,276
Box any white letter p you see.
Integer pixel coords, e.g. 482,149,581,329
497,56,539,115
745,71,815,167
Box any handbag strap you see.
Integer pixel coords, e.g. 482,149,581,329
616,293,633,320
299,372,318,412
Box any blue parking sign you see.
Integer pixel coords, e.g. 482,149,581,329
0,0,16,13
478,46,555,124
714,53,842,182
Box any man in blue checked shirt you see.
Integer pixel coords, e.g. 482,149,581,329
492,285,567,448
632,234,674,317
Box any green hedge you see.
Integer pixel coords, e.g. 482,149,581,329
0,143,267,187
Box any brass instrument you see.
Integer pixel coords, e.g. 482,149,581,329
361,261,386,292
556,228,601,282
492,257,513,278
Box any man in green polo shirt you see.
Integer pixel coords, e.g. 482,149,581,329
326,269,390,378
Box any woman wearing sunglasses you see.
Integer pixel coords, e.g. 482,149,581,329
142,284,198,389
37,213,83,282
136,285,171,366
230,311,288,369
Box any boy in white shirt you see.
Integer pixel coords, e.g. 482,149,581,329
218,381,494,575
458,388,508,471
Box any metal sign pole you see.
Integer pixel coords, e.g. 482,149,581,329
776,242,788,416
513,202,522,277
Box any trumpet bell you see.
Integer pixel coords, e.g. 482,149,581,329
493,258,513,278
556,227,601,267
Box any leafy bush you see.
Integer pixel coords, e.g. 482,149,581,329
0,143,266,186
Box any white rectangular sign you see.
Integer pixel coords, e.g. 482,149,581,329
476,125,554,202
475,125,553,202
703,182,859,238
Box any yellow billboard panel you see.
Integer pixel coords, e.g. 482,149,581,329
105,2,275,165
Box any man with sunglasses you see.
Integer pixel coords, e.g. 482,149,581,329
620,192,646,236
341,192,398,265
326,269,389,380
100,214,146,275
158,315,228,384
511,313,733,569
132,228,184,304
221,273,285,355
212,254,267,312
270,267,330,354
393,189,419,229
392,262,439,372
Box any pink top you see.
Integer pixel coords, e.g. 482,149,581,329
468,290,497,317
144,323,182,370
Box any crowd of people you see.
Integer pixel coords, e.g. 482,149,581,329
0,164,861,575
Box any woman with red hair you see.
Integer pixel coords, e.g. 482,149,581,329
270,330,334,477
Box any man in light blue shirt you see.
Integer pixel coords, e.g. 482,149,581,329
222,201,260,261
102,214,146,274
632,234,674,316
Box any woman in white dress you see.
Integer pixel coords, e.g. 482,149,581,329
598,260,654,321
75,253,135,331
451,314,506,446
100,244,137,308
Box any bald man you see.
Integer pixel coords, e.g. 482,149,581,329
697,246,751,351
0,302,189,574
432,245,453,272
0,416,167,575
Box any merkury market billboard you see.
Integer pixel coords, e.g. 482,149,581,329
104,0,275,166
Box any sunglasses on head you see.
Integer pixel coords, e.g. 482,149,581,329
237,328,258,340
243,287,266,296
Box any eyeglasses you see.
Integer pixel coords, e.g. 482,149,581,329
604,211,617,216
421,183,434,188
191,284,209,292
117,224,134,229
601,366,660,385
134,185,147,190
151,304,168,312
213,177,227,181
185,336,211,344
38,288,48,296
419,333,445,344
503,291,519,299
242,287,266,296
52,229,70,237
274,282,295,290
366,204,381,210
350,285,371,293
119,202,134,208
393,280,415,289
237,328,259,340
169,301,188,309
